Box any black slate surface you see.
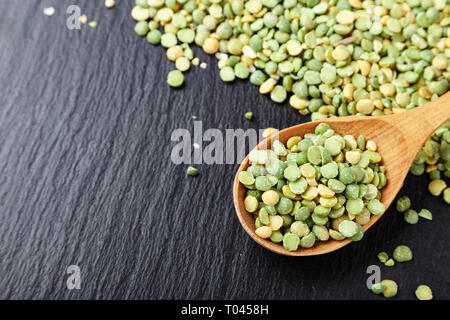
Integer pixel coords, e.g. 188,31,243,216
0,0,448,300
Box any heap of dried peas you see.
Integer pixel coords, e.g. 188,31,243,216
132,0,450,201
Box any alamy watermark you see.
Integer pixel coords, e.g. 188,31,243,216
170,121,279,165
66,265,81,290
366,265,381,290
66,5,81,30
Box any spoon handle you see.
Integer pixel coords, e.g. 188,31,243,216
384,90,450,161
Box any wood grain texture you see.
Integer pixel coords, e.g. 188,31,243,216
0,0,449,300
234,95,450,256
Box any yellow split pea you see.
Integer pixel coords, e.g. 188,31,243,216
255,226,272,238
319,196,338,208
156,8,174,22
366,140,377,151
356,99,375,114
203,38,220,54
343,83,354,100
244,195,258,212
336,10,355,24
262,190,279,206
306,177,317,187
262,127,278,138
131,6,150,21
260,79,276,94
175,57,191,72
166,45,184,61
332,46,350,61
302,186,318,200
317,184,335,198
345,151,361,165
286,136,302,149
282,185,296,199
300,163,316,178
105,0,115,9
268,215,283,230
286,39,302,56
242,45,257,59
357,60,371,76
79,14,88,24
289,95,309,110
379,83,396,97
428,179,447,196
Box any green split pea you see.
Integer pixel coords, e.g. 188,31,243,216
187,166,199,176
167,70,184,87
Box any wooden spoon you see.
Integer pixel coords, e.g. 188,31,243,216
233,91,450,256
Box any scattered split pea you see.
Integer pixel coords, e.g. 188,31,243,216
415,285,433,300
187,166,199,176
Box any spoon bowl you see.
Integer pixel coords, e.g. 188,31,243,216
233,91,450,256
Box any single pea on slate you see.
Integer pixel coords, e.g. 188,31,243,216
384,258,395,267
167,70,184,87
380,280,398,298
396,196,411,212
377,251,389,263
418,209,433,220
187,166,199,176
444,188,450,204
404,209,419,224
393,245,413,262
415,285,433,300
244,112,253,120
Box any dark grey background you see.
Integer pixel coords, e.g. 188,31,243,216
0,0,448,300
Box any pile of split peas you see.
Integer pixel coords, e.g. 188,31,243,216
132,0,449,202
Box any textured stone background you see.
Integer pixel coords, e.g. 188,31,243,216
0,0,448,299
